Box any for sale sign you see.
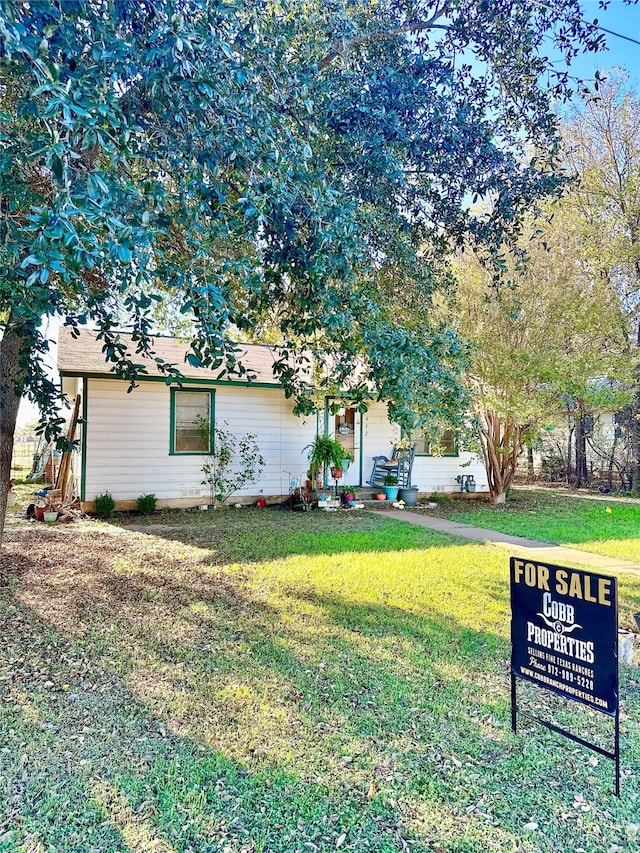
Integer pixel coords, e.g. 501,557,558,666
511,558,618,717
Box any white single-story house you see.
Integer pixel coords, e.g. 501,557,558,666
57,327,489,510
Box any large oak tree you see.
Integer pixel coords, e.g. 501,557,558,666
0,0,633,536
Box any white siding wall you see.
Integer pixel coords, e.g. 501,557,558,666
361,402,488,494
412,453,488,495
83,379,489,503
84,379,317,503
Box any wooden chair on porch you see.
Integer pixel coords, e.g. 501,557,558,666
367,442,416,488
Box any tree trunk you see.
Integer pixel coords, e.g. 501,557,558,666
0,319,28,548
631,372,640,494
606,428,618,492
527,445,534,478
479,410,522,505
575,413,588,488
566,423,574,485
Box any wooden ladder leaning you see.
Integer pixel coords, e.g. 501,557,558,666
55,394,82,503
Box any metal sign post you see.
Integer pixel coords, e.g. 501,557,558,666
510,557,620,796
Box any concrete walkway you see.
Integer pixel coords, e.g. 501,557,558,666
371,509,640,575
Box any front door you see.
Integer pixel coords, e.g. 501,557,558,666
327,402,362,486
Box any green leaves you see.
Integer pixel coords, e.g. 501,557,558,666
0,0,620,440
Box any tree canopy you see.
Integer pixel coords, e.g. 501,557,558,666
1,0,636,531
560,76,640,488
451,204,635,502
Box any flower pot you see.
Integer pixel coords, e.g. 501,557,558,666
35,505,45,521
330,467,343,480
398,486,419,507
383,485,399,501
43,511,58,525
375,493,386,501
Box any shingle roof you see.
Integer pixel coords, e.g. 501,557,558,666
57,326,283,386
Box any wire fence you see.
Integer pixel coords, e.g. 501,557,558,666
11,440,40,480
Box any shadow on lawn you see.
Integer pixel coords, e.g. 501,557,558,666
2,586,415,853
2,522,636,852
117,507,467,563
0,527,534,853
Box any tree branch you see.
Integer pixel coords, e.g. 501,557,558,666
319,20,452,71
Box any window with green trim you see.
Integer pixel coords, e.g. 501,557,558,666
170,389,214,454
410,427,458,456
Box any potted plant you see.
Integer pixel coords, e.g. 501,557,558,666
305,434,334,487
340,486,357,506
305,435,352,487
43,493,59,524
383,474,399,501
332,445,354,478
375,492,387,501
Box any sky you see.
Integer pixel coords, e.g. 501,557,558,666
549,0,640,87
14,1,640,429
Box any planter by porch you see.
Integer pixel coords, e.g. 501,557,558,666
375,493,386,501
383,485,399,501
43,511,58,524
398,486,419,507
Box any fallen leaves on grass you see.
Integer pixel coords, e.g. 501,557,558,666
2,512,640,853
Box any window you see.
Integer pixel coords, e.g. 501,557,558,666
170,389,214,454
410,427,458,456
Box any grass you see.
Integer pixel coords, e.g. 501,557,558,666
421,487,640,562
1,503,640,853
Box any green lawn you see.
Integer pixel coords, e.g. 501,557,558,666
1,507,640,852
423,487,640,562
